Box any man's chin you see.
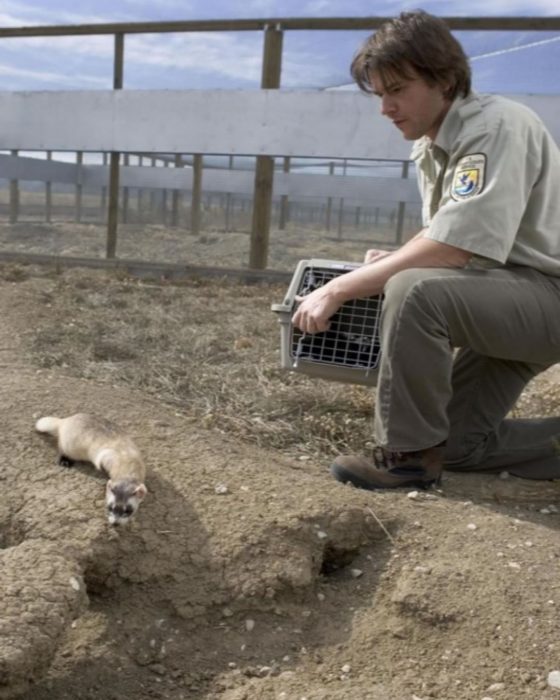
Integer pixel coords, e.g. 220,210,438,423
395,122,416,140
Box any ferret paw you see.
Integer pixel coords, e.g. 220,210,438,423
58,455,75,467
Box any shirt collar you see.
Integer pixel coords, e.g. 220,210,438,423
411,91,481,161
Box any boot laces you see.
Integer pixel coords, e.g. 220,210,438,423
373,446,430,473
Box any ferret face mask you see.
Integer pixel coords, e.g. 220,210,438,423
105,479,147,526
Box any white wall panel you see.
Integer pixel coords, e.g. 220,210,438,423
0,90,416,159
0,91,557,159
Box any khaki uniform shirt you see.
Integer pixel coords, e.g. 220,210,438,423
411,92,560,275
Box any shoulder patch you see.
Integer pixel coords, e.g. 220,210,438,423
451,153,486,201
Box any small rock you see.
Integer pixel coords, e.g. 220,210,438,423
548,670,560,689
317,592,325,602
508,562,521,570
540,508,552,514
487,682,505,691
350,569,363,578
407,490,419,499
215,484,229,495
245,619,255,632
467,523,477,530
317,531,328,539
233,336,253,350
149,664,166,676
69,576,81,591
341,664,351,673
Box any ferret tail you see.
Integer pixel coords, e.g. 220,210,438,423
35,416,62,436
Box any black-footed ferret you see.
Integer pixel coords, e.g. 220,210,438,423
35,412,147,526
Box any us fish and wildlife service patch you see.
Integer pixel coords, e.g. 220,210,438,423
451,153,486,201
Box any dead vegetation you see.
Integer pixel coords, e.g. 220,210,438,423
5,261,559,465
13,265,376,463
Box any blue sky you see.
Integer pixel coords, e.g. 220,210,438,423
0,0,558,93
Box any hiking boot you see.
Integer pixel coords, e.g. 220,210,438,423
330,445,444,491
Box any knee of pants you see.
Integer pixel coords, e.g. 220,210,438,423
382,268,438,320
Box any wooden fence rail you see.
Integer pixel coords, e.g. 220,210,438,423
0,14,559,273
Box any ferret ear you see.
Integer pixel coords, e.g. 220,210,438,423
106,479,114,493
135,483,148,501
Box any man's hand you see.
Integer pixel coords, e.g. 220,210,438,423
292,236,472,335
292,283,342,334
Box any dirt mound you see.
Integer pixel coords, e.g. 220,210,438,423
1,263,560,700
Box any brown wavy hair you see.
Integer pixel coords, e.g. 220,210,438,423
351,10,471,100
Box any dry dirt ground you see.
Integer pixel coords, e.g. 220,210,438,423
1,261,560,700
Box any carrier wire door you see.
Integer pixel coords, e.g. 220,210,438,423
272,259,383,386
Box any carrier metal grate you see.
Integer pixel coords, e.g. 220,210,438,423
291,265,382,372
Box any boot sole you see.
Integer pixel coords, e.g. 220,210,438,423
330,463,436,491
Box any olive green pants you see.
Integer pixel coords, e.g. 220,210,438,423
374,266,560,478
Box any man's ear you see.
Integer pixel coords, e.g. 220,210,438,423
135,483,148,501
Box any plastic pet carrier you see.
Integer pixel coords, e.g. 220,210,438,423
271,259,383,386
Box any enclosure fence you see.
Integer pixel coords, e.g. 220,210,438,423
0,15,559,279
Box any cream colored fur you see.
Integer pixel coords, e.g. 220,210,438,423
35,413,146,483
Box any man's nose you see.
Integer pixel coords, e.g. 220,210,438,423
381,95,396,116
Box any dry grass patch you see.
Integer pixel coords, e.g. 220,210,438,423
21,267,376,461
5,263,560,465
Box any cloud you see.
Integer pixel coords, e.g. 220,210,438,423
0,61,107,86
424,0,560,14
0,0,558,93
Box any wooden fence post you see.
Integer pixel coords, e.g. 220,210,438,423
137,155,144,219
45,150,52,223
106,31,124,259
325,161,335,232
278,156,291,230
191,154,203,236
101,152,108,218
9,149,19,224
122,153,130,224
171,154,182,227
149,157,157,220
75,151,83,222
395,160,410,245
225,155,234,232
249,23,283,270
336,159,347,240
